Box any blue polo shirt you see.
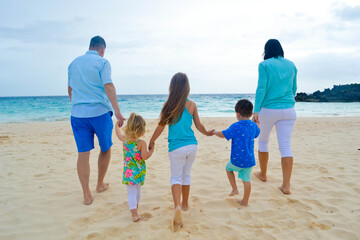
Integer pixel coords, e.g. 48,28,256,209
222,120,260,168
68,50,113,118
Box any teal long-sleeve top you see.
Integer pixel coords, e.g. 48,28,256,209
254,57,297,113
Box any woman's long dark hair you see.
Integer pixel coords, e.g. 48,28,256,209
159,72,190,126
263,39,284,60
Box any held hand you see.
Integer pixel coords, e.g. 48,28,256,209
148,141,155,151
207,129,215,136
252,113,260,124
116,120,122,128
115,110,126,127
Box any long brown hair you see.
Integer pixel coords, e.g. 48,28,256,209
159,72,190,126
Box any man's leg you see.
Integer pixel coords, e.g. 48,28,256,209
96,148,111,193
77,151,92,205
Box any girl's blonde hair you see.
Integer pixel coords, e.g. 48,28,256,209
159,72,190,126
124,113,146,139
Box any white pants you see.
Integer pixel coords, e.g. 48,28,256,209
258,108,296,158
126,183,141,210
168,144,197,186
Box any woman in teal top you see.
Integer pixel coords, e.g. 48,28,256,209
253,39,297,195
149,72,213,231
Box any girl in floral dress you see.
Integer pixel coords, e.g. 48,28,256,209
115,113,154,222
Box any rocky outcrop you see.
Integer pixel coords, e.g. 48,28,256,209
295,84,360,102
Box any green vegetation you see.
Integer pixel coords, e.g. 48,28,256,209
295,83,360,102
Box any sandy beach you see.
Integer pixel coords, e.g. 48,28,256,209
0,117,359,240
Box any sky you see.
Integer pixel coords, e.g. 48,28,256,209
0,0,360,96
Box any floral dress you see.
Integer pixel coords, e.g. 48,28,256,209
122,140,146,185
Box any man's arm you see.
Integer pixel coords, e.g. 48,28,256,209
104,83,125,126
68,86,72,101
115,120,126,142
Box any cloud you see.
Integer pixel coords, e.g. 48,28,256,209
333,4,360,21
295,51,360,92
0,18,86,45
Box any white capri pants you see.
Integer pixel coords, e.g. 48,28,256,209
126,183,141,210
258,108,296,158
168,144,197,186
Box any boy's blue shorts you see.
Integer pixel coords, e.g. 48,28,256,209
71,111,113,153
225,161,253,182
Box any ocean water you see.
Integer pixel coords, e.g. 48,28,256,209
0,94,360,123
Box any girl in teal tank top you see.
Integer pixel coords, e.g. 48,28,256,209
149,72,213,231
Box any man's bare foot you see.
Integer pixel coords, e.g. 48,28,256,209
236,199,248,207
229,189,239,196
171,206,183,232
181,203,189,211
96,183,109,193
279,186,291,195
83,196,93,205
255,172,267,182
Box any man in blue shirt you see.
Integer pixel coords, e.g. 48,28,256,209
68,36,125,205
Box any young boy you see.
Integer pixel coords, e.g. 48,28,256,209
212,99,260,206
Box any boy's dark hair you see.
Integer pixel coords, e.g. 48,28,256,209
235,99,253,118
89,36,106,50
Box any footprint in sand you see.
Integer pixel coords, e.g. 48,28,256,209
309,222,332,230
86,232,103,240
71,217,94,230
34,174,46,178
171,208,183,232
140,212,152,221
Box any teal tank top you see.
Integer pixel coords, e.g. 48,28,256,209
168,104,198,152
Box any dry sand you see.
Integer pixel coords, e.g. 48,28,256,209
0,117,359,240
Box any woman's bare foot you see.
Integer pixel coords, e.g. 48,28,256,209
96,183,109,193
255,172,267,182
171,207,183,232
279,186,291,195
229,189,239,196
236,199,248,207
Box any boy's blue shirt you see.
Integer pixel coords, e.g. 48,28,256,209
222,119,260,168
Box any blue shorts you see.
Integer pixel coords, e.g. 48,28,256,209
225,161,253,182
71,111,113,152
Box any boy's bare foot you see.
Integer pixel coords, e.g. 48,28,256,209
229,189,239,196
255,172,267,182
96,183,109,193
171,207,183,232
180,203,189,211
236,199,248,207
279,186,291,195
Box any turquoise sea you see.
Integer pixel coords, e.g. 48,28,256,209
1,94,360,123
